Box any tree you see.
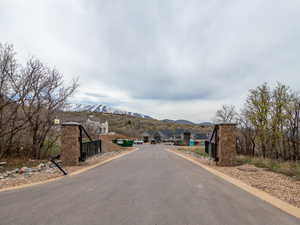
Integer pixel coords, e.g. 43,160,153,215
245,83,271,158
0,42,79,159
0,44,28,158
236,110,256,156
214,105,237,123
285,92,300,160
270,83,291,159
16,58,79,158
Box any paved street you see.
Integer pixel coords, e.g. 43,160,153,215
0,144,299,225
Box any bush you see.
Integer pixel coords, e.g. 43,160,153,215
40,139,61,159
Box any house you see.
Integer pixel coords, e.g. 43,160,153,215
142,131,151,143
152,131,165,143
142,131,165,143
142,129,210,146
99,121,109,134
85,118,109,134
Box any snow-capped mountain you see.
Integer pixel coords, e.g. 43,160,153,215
64,103,152,119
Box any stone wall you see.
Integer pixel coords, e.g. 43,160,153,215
216,123,236,166
61,123,81,166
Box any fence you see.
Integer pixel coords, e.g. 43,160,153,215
80,140,102,162
79,125,102,162
205,125,218,161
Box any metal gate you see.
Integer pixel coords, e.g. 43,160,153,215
205,126,218,161
79,125,102,162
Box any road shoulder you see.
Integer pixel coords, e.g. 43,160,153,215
167,148,300,220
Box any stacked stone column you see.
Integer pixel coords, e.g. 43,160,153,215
61,122,81,166
216,123,237,166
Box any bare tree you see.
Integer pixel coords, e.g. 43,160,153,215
236,110,256,156
214,105,237,123
0,43,79,159
16,58,79,158
0,44,28,158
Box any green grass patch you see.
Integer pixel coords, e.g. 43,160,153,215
194,148,208,157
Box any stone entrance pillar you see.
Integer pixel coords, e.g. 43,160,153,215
61,122,81,166
216,123,237,166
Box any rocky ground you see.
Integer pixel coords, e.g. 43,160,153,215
0,149,133,190
173,148,300,208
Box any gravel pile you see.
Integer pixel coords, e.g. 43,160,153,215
0,161,60,180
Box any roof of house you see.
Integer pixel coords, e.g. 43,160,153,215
142,129,210,140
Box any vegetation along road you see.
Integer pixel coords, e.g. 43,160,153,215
0,144,299,225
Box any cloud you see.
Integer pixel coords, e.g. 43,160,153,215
1,0,300,122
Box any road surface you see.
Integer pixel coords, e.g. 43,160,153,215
0,144,299,225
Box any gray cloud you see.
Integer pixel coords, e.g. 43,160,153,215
84,92,108,99
1,0,300,121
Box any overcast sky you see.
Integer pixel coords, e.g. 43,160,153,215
1,1,300,122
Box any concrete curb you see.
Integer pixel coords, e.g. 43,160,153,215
0,148,138,193
167,149,300,219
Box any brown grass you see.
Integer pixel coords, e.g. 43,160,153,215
236,155,300,180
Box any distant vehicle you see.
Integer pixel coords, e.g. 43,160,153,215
151,140,156,144
134,140,144,144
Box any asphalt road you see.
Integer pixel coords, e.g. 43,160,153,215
0,145,299,225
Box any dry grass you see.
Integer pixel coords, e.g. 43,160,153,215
236,155,300,180
177,146,203,151
177,146,208,157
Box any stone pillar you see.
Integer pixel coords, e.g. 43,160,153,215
61,122,81,166
216,123,237,166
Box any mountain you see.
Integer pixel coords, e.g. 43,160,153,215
173,119,196,125
162,119,213,126
198,122,213,126
64,103,152,119
161,119,195,125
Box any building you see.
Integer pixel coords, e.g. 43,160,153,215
142,129,210,146
85,118,109,134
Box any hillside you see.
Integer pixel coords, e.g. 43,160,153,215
57,111,213,137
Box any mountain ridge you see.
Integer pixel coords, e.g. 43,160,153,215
64,103,152,119
64,103,213,126
161,119,213,126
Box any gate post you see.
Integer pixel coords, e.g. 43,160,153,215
61,122,81,166
216,123,237,166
